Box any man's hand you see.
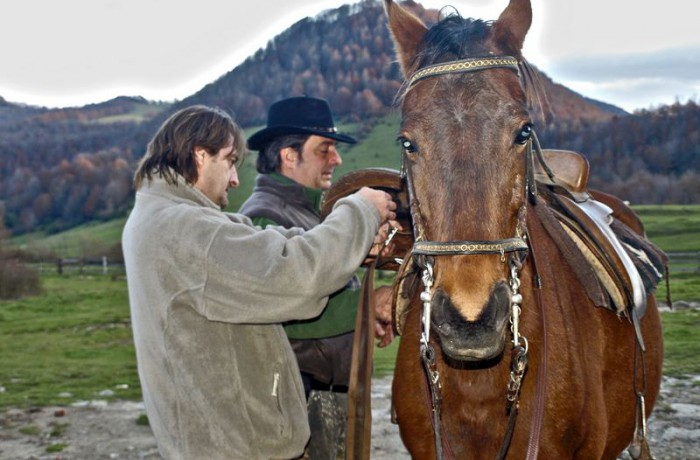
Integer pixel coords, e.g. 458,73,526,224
365,221,402,265
355,187,397,223
374,285,395,348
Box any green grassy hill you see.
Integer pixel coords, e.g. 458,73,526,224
12,219,127,259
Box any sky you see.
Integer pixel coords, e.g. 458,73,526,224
2,0,698,112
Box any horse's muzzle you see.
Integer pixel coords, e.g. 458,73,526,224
431,281,511,361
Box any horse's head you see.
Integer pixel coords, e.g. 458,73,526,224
386,0,537,361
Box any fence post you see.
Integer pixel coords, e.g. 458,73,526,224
56,258,63,275
102,256,108,275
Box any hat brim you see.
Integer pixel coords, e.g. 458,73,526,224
247,125,357,151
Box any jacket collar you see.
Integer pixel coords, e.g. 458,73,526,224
261,172,324,211
140,172,221,211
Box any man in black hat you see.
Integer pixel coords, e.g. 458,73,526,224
240,96,395,458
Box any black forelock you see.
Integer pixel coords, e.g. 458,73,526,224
403,13,551,125
418,15,492,67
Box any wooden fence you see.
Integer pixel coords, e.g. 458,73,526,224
35,252,699,277
666,251,700,273
35,257,126,276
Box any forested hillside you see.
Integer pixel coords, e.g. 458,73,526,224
0,97,164,233
177,0,620,126
540,101,700,204
0,0,697,238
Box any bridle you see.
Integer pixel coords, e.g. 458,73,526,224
401,56,532,272
399,55,549,460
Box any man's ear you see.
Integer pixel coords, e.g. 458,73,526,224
193,147,207,167
280,147,298,168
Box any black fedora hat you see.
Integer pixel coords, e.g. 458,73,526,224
247,96,357,150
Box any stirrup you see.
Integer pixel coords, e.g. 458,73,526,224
627,393,655,460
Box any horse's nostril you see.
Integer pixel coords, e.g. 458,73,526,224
437,322,453,336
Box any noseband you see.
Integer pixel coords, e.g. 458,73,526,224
400,55,544,460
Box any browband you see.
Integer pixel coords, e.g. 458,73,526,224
407,56,519,88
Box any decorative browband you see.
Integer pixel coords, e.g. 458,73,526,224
412,237,528,256
407,56,519,88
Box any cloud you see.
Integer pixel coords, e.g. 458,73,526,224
551,46,700,82
545,45,700,111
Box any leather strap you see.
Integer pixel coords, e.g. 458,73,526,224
524,217,549,460
345,261,377,459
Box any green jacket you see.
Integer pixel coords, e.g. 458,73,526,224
123,173,379,459
239,172,360,339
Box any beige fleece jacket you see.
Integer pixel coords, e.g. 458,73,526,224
122,175,380,459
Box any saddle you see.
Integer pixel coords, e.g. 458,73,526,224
534,149,590,195
320,167,413,271
320,151,668,338
531,150,667,316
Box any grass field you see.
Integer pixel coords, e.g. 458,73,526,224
0,271,697,410
0,275,141,408
12,218,128,259
634,205,700,252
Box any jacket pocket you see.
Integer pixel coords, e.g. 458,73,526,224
272,366,292,439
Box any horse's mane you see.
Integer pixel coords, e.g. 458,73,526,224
396,10,552,125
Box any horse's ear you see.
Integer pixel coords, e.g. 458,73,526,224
492,0,532,57
384,0,429,76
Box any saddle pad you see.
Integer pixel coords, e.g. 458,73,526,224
531,196,611,310
556,214,628,313
548,193,639,311
543,186,672,318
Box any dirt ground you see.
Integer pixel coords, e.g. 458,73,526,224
1,375,699,460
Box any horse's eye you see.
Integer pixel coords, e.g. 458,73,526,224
398,137,418,155
515,124,533,145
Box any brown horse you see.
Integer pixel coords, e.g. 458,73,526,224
384,0,664,458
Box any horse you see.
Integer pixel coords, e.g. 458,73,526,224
382,0,665,458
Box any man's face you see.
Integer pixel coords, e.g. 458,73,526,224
193,142,240,209
286,135,342,190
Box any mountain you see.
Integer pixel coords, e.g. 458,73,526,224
175,0,621,127
0,0,697,239
30,96,169,124
0,97,47,124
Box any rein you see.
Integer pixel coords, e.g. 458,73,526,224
400,55,549,459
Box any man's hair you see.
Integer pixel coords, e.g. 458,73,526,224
133,105,247,189
256,134,310,174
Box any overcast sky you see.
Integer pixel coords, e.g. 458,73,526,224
2,0,698,112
